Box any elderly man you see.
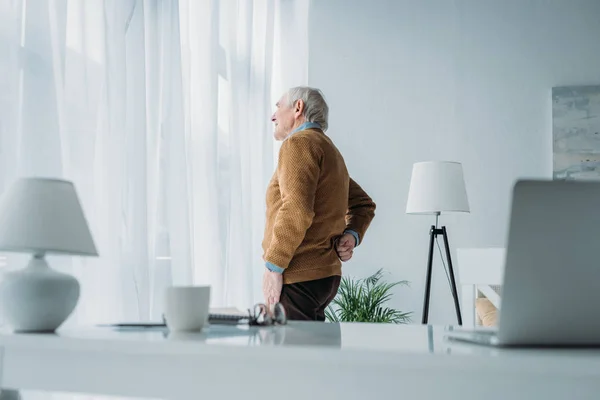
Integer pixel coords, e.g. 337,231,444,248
262,86,376,321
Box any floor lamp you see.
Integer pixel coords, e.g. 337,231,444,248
406,161,470,326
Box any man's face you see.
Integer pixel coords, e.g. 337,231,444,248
271,94,296,141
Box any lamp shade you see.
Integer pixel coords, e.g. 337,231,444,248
406,161,470,214
0,178,98,256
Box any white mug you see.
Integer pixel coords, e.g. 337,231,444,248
163,285,211,332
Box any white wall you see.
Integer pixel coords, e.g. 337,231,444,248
308,0,600,324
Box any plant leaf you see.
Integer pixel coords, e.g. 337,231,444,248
325,269,412,324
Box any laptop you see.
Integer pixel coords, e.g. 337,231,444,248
447,179,600,347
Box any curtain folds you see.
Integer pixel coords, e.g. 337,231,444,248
0,0,309,327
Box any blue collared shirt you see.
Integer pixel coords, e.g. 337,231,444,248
284,121,322,141
266,121,360,274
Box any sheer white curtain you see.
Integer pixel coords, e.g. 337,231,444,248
177,0,309,309
0,0,309,327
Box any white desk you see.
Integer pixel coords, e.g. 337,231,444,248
1,322,599,399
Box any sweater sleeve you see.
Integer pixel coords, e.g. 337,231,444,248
346,178,376,244
263,136,321,270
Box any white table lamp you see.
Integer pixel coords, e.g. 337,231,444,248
406,161,469,325
0,178,98,332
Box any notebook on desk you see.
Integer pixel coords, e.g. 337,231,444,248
97,308,249,328
209,308,249,325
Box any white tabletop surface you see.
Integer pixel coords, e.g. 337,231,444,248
1,322,600,399
1,321,597,359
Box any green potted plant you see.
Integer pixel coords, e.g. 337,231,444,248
325,268,412,323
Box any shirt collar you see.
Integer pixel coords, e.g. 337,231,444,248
285,122,322,141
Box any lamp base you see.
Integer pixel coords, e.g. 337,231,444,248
0,254,80,332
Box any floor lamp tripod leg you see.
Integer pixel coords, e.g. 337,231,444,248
441,227,462,325
421,225,436,324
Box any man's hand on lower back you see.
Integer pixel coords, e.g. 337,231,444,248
336,233,356,262
263,268,283,305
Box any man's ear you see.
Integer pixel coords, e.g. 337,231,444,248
294,99,304,116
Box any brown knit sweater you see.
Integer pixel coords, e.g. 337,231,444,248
262,128,376,284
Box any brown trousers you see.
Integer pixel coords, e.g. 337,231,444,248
279,275,341,321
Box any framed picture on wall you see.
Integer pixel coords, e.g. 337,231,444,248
552,85,600,181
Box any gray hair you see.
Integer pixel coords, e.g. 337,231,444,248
286,87,329,132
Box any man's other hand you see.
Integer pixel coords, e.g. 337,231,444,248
336,233,356,262
263,268,283,305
